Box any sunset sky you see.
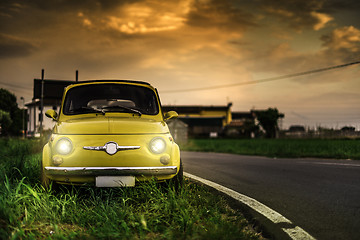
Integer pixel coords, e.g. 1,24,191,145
0,0,359,130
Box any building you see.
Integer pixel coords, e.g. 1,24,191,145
26,99,61,137
167,119,188,143
284,125,306,138
225,111,257,138
25,79,75,137
162,104,232,137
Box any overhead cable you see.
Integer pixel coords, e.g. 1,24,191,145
162,60,360,93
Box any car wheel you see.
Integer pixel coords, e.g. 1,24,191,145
40,162,51,190
169,159,183,191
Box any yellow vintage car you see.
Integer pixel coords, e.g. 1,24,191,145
42,80,182,188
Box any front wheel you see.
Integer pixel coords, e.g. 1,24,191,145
40,162,51,190
169,160,183,191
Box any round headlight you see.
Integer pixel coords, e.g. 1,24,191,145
56,137,73,155
149,137,166,154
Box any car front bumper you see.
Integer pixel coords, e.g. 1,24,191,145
45,166,178,176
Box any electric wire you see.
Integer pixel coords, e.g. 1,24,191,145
1,61,359,94
162,60,360,93
0,81,32,91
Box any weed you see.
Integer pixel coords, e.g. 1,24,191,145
181,138,360,160
0,139,263,239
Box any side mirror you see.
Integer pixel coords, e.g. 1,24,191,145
164,111,178,121
45,109,58,121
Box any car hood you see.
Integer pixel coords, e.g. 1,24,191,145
54,116,169,135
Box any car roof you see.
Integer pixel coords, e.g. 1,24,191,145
71,80,151,86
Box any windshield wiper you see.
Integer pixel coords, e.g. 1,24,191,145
102,106,142,116
74,107,105,115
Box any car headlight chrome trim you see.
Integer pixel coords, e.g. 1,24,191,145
149,137,166,154
56,137,73,155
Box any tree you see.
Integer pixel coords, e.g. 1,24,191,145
254,108,284,138
0,109,12,135
0,88,22,136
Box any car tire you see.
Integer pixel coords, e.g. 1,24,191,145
40,162,51,190
169,159,183,191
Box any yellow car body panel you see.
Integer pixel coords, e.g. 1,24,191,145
54,116,169,135
42,80,181,187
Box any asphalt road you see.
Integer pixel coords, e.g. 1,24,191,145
181,151,360,240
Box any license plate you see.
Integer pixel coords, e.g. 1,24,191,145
96,176,135,187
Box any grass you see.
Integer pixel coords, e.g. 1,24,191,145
0,138,263,239
180,138,360,160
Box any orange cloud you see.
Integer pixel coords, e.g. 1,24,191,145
103,1,191,34
322,26,360,52
311,12,333,30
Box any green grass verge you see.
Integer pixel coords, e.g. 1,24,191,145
0,139,264,239
180,138,360,160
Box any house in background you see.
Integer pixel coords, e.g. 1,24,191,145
162,103,233,138
26,99,61,137
283,125,306,138
167,119,188,143
25,79,75,137
226,111,257,138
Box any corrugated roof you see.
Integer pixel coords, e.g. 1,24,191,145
163,105,230,114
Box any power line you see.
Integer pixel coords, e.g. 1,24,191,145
0,81,32,91
162,60,360,93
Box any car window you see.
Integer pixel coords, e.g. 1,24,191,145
63,84,159,115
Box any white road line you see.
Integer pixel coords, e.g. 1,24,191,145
282,226,316,240
305,162,360,167
184,172,316,240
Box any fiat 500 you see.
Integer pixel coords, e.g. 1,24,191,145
42,80,182,188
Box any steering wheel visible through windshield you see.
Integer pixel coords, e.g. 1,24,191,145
63,84,159,115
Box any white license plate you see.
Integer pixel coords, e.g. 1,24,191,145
96,176,135,187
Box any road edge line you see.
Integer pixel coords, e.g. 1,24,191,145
184,172,316,240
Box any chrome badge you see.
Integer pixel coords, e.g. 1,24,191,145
83,142,140,155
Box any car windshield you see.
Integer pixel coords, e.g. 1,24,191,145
63,84,159,115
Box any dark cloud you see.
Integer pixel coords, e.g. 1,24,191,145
320,26,360,63
0,34,36,58
0,0,133,13
186,0,256,32
322,0,360,12
259,0,329,30
260,0,324,13
241,24,360,85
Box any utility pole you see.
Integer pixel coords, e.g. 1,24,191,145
40,69,44,137
20,97,25,139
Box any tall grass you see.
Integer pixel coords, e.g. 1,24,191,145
0,139,263,239
0,138,41,183
181,138,360,160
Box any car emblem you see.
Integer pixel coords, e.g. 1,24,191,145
83,142,140,155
